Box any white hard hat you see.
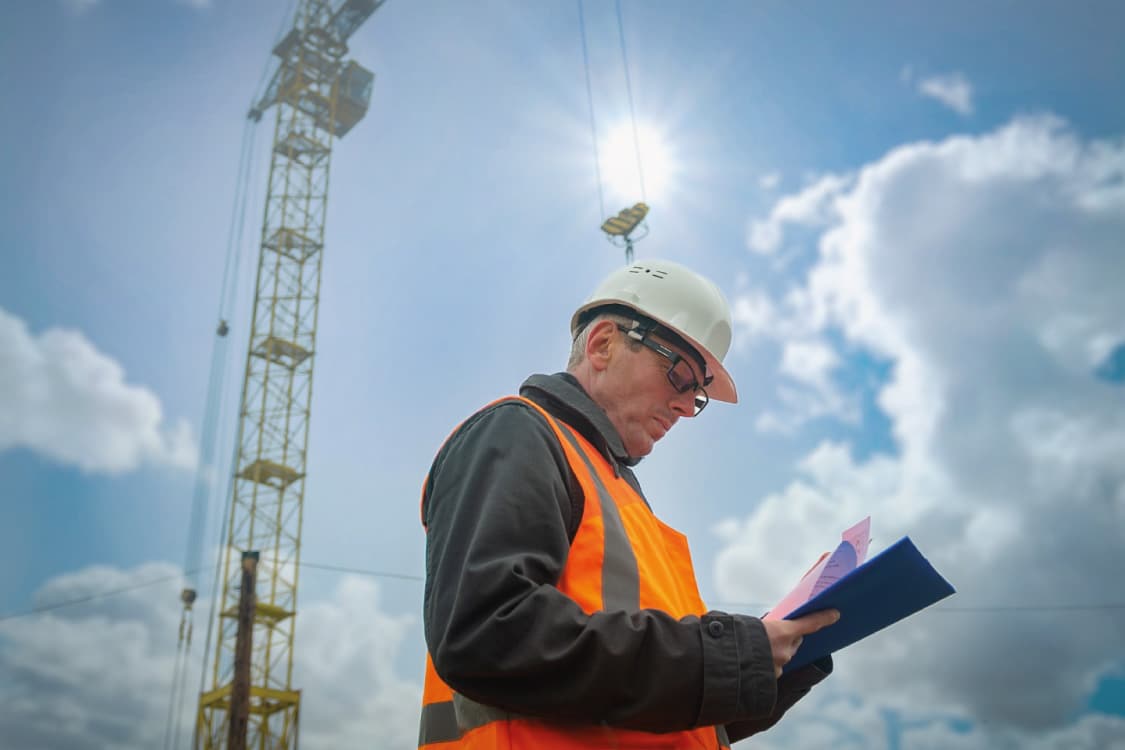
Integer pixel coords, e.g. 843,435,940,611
571,259,738,403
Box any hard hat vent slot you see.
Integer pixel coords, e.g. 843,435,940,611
627,265,668,279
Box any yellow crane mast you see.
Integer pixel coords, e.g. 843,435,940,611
195,1,383,746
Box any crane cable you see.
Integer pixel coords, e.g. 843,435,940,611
577,0,605,223
173,3,301,746
577,0,647,222
187,59,273,750
160,116,259,750
159,0,297,732
614,0,646,204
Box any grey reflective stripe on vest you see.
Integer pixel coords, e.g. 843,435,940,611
553,422,641,613
419,700,459,745
419,694,513,745
715,724,730,748
419,414,647,746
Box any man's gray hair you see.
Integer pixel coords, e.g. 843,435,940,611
567,310,641,370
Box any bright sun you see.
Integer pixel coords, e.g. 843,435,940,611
599,121,676,206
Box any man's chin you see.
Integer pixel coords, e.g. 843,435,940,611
626,435,656,459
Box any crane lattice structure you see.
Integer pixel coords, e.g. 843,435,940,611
195,1,383,747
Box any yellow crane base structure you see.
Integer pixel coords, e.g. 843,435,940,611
195,1,383,747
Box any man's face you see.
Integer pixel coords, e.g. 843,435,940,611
597,327,706,458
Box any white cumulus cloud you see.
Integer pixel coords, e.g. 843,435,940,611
743,689,1125,749
755,339,859,434
0,308,196,474
747,173,854,254
731,290,779,343
0,563,185,750
0,563,422,749
915,71,975,116
296,577,421,748
721,115,1125,740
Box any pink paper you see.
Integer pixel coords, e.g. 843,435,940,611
842,516,871,566
763,517,872,621
763,551,829,621
809,540,858,599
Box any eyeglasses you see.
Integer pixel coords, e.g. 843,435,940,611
617,324,710,416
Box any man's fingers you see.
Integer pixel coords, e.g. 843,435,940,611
763,613,838,678
794,608,841,634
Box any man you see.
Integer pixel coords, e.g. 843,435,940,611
419,259,838,748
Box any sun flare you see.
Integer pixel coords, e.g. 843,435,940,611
599,121,676,206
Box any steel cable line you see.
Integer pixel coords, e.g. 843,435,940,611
163,101,261,750
577,0,606,223
930,603,1125,613
298,561,423,581
577,0,651,269
0,562,421,624
7,570,1124,623
163,5,290,741
614,0,645,202
0,570,207,623
706,601,1125,614
184,6,299,742
189,402,246,750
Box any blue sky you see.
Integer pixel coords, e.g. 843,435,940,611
2,1,1125,748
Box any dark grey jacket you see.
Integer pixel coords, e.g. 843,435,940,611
422,372,830,743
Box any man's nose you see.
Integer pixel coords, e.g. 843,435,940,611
669,388,695,417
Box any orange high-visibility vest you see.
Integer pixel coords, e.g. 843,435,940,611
419,397,730,749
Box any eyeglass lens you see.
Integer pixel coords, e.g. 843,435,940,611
617,324,709,415
666,360,709,415
667,359,698,393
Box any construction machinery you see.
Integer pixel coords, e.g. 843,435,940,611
600,201,649,264
193,1,383,746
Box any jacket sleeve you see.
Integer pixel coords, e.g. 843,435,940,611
725,657,833,743
422,401,798,733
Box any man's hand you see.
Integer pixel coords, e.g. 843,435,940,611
761,609,840,678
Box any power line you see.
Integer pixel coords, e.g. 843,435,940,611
8,567,1122,625
708,601,1125,615
932,603,1125,613
300,561,423,581
0,562,422,623
0,569,206,623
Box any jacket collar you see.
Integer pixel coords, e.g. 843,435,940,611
519,372,641,468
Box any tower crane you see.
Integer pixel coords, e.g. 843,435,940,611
194,1,383,746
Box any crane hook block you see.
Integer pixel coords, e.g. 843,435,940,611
601,202,650,238
181,588,198,608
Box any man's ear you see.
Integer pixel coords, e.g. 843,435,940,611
585,320,617,372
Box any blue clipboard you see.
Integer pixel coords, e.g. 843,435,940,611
782,536,955,673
